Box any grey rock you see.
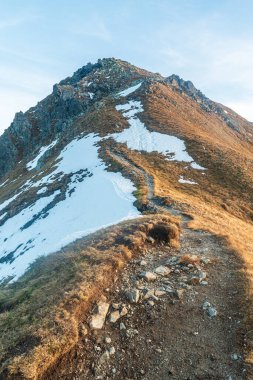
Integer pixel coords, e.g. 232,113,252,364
203,300,217,317
120,322,126,330
109,346,116,355
140,271,157,282
90,301,110,330
125,289,140,303
155,288,167,297
143,288,155,299
109,310,121,323
154,265,171,276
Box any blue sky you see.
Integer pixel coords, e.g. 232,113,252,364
0,0,253,133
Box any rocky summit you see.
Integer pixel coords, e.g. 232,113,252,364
0,58,253,379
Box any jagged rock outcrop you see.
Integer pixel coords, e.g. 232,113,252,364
166,74,241,132
0,58,251,179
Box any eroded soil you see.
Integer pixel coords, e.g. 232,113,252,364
44,216,249,380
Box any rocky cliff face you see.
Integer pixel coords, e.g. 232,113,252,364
0,58,157,177
1,58,251,179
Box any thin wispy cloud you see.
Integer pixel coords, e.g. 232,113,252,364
0,0,253,134
70,15,111,42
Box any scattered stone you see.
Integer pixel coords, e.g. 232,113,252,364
174,269,180,274
125,289,140,303
120,322,126,330
207,307,217,317
120,306,128,317
198,271,207,280
156,348,162,353
161,278,173,285
148,300,155,306
126,328,139,338
201,281,208,286
231,353,239,361
109,310,121,323
98,350,110,365
112,303,120,310
189,276,201,285
175,289,185,299
140,369,145,375
203,301,217,317
163,285,174,294
95,345,102,352
112,368,116,374
109,346,116,355
154,265,171,276
105,337,111,344
143,288,155,299
140,260,147,266
201,257,211,265
147,236,155,244
90,301,110,330
155,288,167,297
166,256,179,266
202,300,211,309
140,271,157,282
81,325,88,336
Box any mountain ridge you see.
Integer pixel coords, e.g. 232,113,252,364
0,57,251,180
0,58,253,379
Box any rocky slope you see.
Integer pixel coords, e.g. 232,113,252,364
0,58,253,379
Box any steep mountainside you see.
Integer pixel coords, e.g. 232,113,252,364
0,58,253,379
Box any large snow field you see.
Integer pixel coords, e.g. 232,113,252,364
112,99,206,170
0,133,139,282
0,83,206,282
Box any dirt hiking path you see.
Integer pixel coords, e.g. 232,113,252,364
44,152,250,380
48,214,247,380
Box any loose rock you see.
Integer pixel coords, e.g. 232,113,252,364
109,310,121,323
90,301,110,330
154,265,171,276
140,271,157,282
125,289,140,303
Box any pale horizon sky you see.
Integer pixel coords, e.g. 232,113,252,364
0,0,253,135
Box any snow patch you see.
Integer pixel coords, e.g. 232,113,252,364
88,92,94,99
0,191,22,212
112,100,205,167
190,162,206,170
37,187,48,195
26,140,57,171
178,176,197,185
117,82,142,97
0,134,139,282
0,212,7,221
0,179,8,188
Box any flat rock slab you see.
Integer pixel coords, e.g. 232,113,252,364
90,301,110,329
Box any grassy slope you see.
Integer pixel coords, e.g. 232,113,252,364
0,215,179,379
1,78,253,377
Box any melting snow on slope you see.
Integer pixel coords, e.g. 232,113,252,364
0,191,22,213
26,140,57,170
178,176,197,185
117,82,142,97
112,100,206,169
0,134,139,282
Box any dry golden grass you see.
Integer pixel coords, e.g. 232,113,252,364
119,132,253,366
0,215,180,379
1,78,253,377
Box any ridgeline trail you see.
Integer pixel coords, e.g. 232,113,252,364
51,150,249,380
